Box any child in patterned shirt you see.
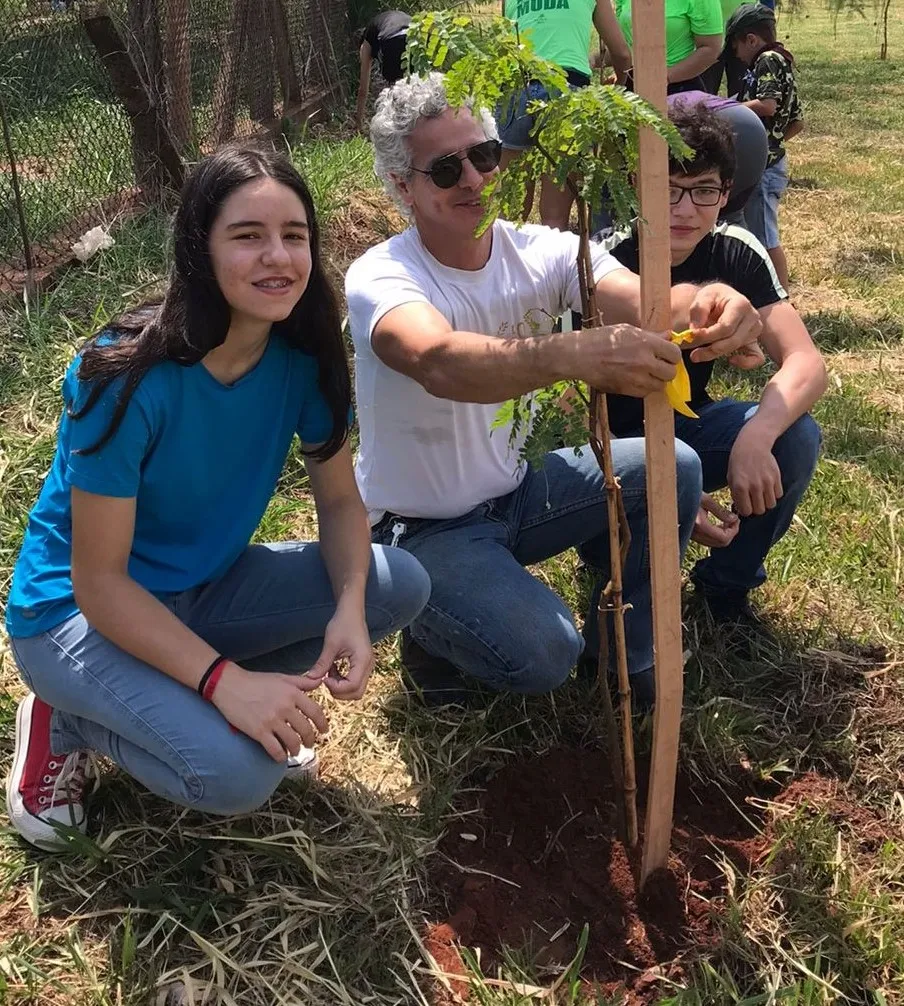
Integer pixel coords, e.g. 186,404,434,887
728,3,803,290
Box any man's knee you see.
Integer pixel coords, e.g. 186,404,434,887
774,414,821,489
675,439,704,523
479,614,583,695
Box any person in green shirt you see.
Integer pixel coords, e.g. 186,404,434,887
615,0,723,92
498,0,631,230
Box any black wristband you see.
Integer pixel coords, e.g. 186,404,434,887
197,655,226,696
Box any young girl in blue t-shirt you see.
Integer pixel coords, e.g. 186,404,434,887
5,143,430,851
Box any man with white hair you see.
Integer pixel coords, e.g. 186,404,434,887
345,72,762,706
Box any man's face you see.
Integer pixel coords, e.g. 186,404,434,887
668,169,729,263
393,106,499,241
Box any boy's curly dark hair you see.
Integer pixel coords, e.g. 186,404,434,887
667,103,736,187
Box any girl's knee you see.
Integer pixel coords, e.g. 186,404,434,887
188,743,284,816
372,545,431,630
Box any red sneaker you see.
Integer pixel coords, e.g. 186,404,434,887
5,693,98,851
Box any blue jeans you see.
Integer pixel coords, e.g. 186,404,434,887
745,156,789,250
372,439,703,693
626,400,821,597
9,543,430,815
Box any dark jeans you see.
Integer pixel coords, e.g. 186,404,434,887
623,399,822,597
372,439,703,692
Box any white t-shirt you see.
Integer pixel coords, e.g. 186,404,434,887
345,220,625,524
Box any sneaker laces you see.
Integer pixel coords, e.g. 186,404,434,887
40,750,100,818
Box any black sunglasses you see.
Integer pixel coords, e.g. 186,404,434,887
411,139,502,189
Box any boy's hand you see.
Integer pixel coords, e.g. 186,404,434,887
727,427,783,516
692,494,740,548
686,284,766,368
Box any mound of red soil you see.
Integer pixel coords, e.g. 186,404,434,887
425,747,767,1002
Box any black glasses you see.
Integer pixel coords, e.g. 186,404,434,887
669,184,726,207
411,140,502,189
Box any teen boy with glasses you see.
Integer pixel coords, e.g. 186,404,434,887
344,73,765,706
600,103,825,629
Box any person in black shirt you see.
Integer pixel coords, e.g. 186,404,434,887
356,10,411,132
601,104,826,625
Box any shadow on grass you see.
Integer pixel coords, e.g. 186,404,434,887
803,309,904,354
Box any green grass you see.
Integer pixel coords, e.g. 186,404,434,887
2,4,904,1004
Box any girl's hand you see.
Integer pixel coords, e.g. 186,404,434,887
307,607,375,702
211,662,329,763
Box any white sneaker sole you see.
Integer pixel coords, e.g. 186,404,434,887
283,748,319,781
5,694,87,852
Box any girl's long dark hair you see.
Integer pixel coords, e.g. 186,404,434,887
72,141,350,462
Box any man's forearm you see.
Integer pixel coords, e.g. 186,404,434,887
419,329,575,402
667,44,719,83
747,353,827,442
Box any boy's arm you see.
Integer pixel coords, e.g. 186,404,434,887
742,97,777,117
727,302,827,516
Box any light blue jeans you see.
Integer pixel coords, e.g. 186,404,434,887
745,155,789,250
9,543,430,815
372,439,703,693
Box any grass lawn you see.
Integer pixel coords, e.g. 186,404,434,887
1,5,903,1004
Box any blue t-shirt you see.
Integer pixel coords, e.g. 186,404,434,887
6,334,338,638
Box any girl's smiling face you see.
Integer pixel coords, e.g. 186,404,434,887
208,176,313,330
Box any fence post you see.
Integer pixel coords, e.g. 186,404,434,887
81,5,184,201
0,90,37,299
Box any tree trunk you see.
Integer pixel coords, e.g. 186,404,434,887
163,0,194,150
248,5,276,123
213,0,252,145
82,8,184,200
269,0,301,108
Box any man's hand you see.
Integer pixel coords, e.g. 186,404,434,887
574,324,681,397
727,426,783,516
686,284,765,369
308,607,375,702
212,663,329,763
692,493,741,548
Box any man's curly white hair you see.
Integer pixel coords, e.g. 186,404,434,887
370,71,499,218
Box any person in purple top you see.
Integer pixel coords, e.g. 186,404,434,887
593,89,767,234
669,90,768,226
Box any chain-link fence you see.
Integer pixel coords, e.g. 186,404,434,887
0,0,349,294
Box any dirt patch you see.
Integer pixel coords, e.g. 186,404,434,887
425,748,767,1002
771,770,897,855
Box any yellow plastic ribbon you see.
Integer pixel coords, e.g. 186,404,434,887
666,329,698,419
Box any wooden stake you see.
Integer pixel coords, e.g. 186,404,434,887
631,0,685,887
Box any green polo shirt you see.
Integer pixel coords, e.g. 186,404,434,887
616,0,723,67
